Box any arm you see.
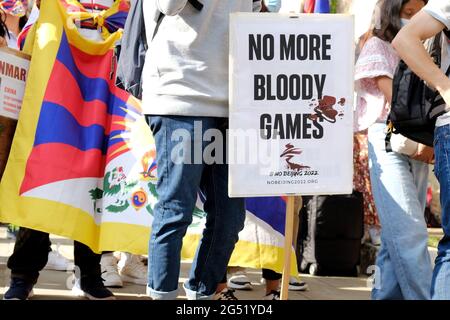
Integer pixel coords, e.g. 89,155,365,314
392,11,450,104
375,76,393,104
156,0,188,16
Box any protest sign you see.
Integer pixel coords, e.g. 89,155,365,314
0,47,30,120
229,13,355,197
0,47,30,178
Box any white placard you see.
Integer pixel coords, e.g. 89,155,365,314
0,47,30,120
229,13,354,197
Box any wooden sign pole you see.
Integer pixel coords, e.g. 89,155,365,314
280,196,296,300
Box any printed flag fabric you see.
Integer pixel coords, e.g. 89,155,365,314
303,0,316,13
0,0,297,275
304,0,331,14
314,0,330,13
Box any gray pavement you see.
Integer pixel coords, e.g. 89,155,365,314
0,226,371,300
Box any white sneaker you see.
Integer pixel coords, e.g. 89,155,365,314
228,271,253,290
101,253,123,288
368,226,381,246
44,248,74,271
118,253,147,286
289,276,308,291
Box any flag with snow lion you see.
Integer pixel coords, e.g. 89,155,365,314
0,0,297,275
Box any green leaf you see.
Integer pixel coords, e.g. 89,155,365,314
145,204,154,215
89,188,103,200
148,183,158,198
193,206,206,219
106,201,129,213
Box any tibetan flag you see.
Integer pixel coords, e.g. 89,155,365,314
304,0,315,13
0,0,149,252
314,0,331,13
62,0,130,40
0,0,297,275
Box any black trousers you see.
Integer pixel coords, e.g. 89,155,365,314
7,227,101,284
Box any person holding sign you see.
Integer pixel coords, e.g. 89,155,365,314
355,0,432,300
392,0,450,300
142,0,262,300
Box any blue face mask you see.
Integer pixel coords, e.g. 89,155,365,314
400,18,410,27
265,0,282,12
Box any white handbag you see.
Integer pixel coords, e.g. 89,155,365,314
389,133,419,156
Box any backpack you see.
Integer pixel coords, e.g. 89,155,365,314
387,32,450,148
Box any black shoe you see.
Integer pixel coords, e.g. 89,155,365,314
3,278,34,300
214,288,238,300
73,276,115,300
263,290,280,300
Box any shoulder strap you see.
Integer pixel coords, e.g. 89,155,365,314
188,0,204,11
430,32,442,66
152,12,165,40
429,65,450,119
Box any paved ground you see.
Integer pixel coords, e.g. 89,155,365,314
0,226,372,300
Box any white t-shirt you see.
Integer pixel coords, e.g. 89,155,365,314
424,0,450,127
6,31,18,50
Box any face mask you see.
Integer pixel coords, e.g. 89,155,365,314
400,18,410,27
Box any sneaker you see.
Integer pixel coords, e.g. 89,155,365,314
263,290,280,300
3,278,35,300
118,253,147,286
72,276,115,300
368,226,381,246
100,253,123,288
6,224,19,240
44,248,74,271
214,288,238,300
289,277,308,291
228,271,252,290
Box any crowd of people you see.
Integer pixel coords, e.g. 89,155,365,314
1,0,450,301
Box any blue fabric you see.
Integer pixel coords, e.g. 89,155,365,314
431,124,450,299
314,0,330,13
146,115,245,300
368,123,432,300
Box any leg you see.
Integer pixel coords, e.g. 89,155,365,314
74,241,101,282
431,124,450,299
73,242,114,300
368,123,432,300
371,241,403,299
146,115,205,300
7,227,51,283
185,119,246,299
4,228,51,300
262,269,281,294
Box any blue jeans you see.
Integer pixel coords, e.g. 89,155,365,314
368,123,432,300
432,124,450,299
146,115,245,300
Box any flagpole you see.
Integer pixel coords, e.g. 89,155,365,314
280,195,296,300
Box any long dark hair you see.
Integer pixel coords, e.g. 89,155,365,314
0,10,8,39
372,0,427,43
